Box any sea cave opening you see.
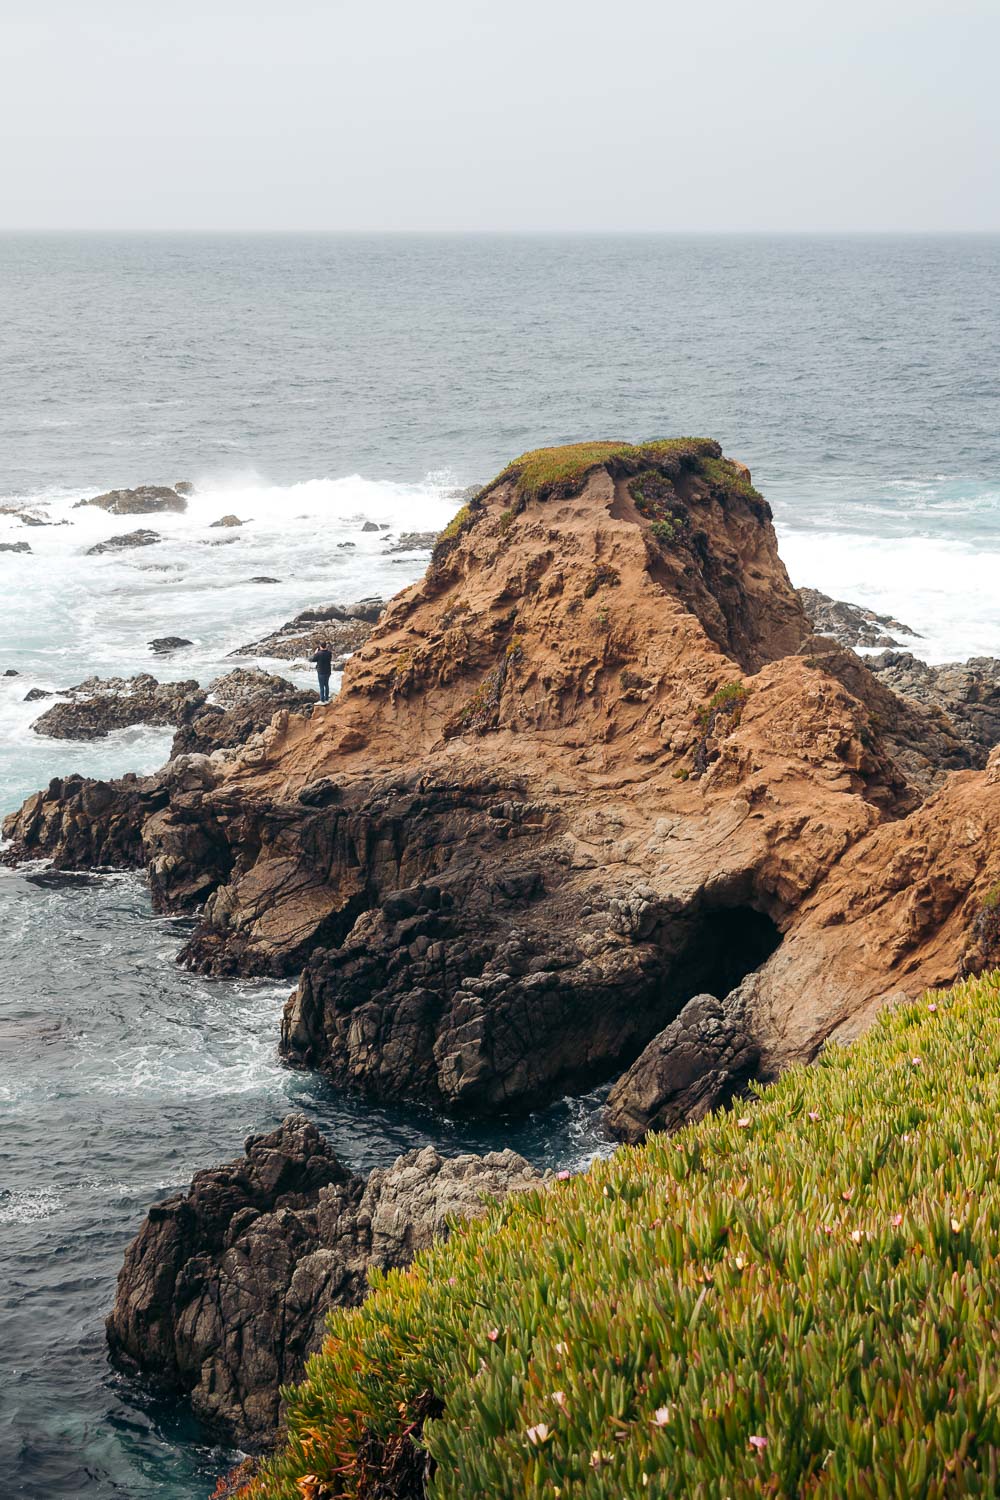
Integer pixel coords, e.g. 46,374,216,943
664,904,783,1012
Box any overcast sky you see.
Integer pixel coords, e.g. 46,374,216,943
2,0,997,232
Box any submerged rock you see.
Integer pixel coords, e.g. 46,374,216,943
106,1116,543,1448
210,514,244,528
148,636,193,655
76,485,187,516
87,529,162,554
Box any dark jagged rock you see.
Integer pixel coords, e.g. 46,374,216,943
76,485,186,515
3,668,19,676
0,541,31,554
23,688,52,702
386,530,438,553
87,529,162,555
232,599,385,661
149,636,193,655
106,1116,543,1448
170,670,315,758
31,675,203,741
605,989,760,1142
210,514,244,527
867,651,1000,760
797,587,920,649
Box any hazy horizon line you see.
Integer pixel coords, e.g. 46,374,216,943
2,226,999,238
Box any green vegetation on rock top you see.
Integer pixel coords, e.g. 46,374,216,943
483,436,722,504
252,968,1000,1499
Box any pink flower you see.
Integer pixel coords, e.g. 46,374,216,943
448,1276,456,1286
927,1002,938,1013
749,1434,768,1451
556,1170,571,1181
911,1056,922,1067
851,1228,863,1244
552,1391,567,1410
487,1328,500,1342
808,1110,820,1122
526,1422,550,1445
737,1117,751,1129
891,1213,903,1228
841,1188,854,1202
652,1406,672,1427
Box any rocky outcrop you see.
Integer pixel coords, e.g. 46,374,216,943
31,675,203,740
0,541,32,554
76,485,187,515
87,529,162,554
798,587,920,649
171,670,316,758
232,599,385,662
8,438,1000,1126
210,514,244,528
149,636,193,655
605,989,759,1142
106,1116,543,1448
868,651,1000,761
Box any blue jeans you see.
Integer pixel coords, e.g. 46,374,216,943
317,674,330,703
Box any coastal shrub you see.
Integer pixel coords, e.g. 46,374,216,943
696,680,750,732
650,518,677,545
251,969,1000,1500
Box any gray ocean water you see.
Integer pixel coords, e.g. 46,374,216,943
1,233,998,1498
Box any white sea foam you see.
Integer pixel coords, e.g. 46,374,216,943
776,525,1000,664
0,1188,63,1225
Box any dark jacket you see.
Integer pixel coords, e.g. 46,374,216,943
310,648,333,677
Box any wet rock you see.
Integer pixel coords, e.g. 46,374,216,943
361,520,380,532
149,636,193,655
87,529,161,555
210,514,244,528
76,485,187,516
23,688,52,702
867,651,1000,759
605,989,760,1143
4,668,19,676
232,599,384,661
797,587,920,649
0,541,32,554
31,675,203,740
174,480,195,495
247,576,281,583
386,530,438,553
106,1116,543,1448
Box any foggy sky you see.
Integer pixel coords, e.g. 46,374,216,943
2,0,997,232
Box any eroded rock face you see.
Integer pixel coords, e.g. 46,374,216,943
76,485,187,515
31,675,203,740
106,1116,543,1448
605,989,759,1143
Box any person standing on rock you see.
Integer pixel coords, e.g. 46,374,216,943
310,643,333,703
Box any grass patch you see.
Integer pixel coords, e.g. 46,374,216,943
251,969,1000,1499
481,438,721,505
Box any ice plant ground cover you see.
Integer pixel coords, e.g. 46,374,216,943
251,971,1000,1499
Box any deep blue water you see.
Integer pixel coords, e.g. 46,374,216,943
1,233,998,1498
